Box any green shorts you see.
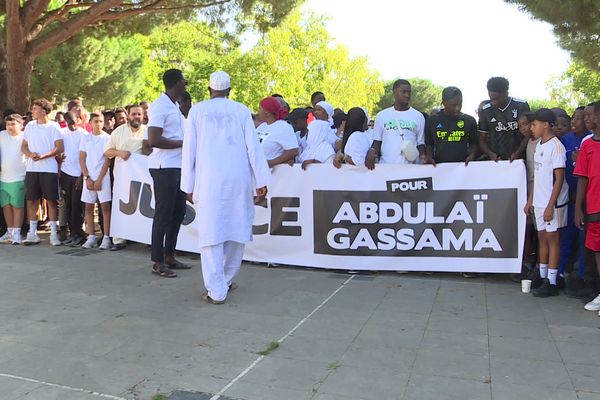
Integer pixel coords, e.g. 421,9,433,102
0,180,26,208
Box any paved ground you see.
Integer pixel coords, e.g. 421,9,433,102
1,238,600,400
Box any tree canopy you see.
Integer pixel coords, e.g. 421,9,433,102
506,0,600,70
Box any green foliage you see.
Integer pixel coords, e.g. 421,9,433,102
506,0,600,70
547,59,600,112
31,31,145,109
232,12,384,113
375,78,444,115
527,98,556,112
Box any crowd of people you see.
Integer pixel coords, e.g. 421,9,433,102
0,71,598,308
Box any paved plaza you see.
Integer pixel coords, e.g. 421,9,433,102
1,239,600,400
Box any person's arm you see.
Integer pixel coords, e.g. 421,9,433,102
302,159,321,170
574,177,588,229
268,148,298,168
524,185,534,215
333,150,344,169
93,156,111,191
365,140,381,170
105,148,131,160
21,139,37,159
39,131,64,160
465,117,479,165
147,126,183,149
479,132,498,161
544,168,565,221
511,133,529,162
80,150,94,190
142,140,153,156
242,109,270,202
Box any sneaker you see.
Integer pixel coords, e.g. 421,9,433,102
531,274,544,290
49,233,61,246
99,236,112,250
82,236,98,249
532,279,559,297
569,285,599,300
0,231,12,244
11,235,22,245
584,294,600,311
23,233,41,246
68,235,86,247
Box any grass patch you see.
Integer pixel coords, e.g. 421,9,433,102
151,394,167,400
257,341,280,356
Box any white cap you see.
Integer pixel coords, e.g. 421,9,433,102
209,71,231,91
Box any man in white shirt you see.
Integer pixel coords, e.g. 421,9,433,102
366,79,426,169
147,69,189,278
105,105,150,250
59,111,87,246
182,71,271,304
21,99,64,246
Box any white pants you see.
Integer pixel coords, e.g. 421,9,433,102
200,241,245,301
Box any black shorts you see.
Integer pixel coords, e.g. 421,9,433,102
25,172,59,201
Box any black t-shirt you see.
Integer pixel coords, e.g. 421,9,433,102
478,98,530,160
425,112,478,163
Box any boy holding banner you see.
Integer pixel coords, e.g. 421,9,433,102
524,109,569,297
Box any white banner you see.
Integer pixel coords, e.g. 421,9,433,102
112,154,526,273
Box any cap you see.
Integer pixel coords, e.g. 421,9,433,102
209,71,231,91
529,108,556,125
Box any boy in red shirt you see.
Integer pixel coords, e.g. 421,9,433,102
575,101,600,314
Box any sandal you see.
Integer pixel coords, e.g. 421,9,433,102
152,265,177,278
202,292,225,305
229,283,238,291
166,259,191,270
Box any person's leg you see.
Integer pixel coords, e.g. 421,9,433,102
547,231,560,286
84,203,95,236
223,241,245,287
165,171,186,265
150,169,171,266
559,204,577,275
200,242,228,301
538,230,549,279
577,228,586,279
100,202,111,237
2,205,14,230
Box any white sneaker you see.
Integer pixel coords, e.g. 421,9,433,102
23,233,41,245
11,235,22,245
82,236,98,249
49,232,61,247
99,236,112,250
0,231,12,243
584,294,600,311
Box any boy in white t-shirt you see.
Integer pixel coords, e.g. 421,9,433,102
0,114,27,244
79,112,112,250
21,99,64,246
524,108,569,297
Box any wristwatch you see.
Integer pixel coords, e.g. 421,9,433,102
84,176,89,180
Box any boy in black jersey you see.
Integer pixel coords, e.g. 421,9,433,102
425,87,478,165
478,77,531,161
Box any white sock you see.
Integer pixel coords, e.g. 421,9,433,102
103,235,110,241
548,269,558,285
49,221,58,234
29,220,37,234
12,227,21,238
539,264,549,279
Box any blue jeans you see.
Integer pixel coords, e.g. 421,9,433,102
559,202,585,278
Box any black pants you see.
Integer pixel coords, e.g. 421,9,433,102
150,168,186,263
59,173,84,236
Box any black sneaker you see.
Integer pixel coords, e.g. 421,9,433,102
557,275,566,290
568,285,599,300
531,274,544,290
532,279,559,297
565,276,585,295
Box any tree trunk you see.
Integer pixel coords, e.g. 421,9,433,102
5,0,34,113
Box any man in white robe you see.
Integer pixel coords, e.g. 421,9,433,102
181,71,271,304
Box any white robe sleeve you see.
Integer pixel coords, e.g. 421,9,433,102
180,110,197,194
243,108,271,190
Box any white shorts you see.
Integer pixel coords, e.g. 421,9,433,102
81,175,112,204
534,205,567,233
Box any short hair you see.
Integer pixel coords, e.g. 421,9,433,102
4,113,23,123
2,108,16,118
442,86,462,101
128,104,144,114
487,77,509,92
55,111,64,117
102,110,116,120
311,91,325,103
114,107,128,116
575,106,585,111
162,69,184,90
32,98,52,115
89,112,103,121
67,98,82,111
271,93,284,98
288,108,308,121
332,111,347,129
593,101,600,114
393,79,411,90
64,111,78,126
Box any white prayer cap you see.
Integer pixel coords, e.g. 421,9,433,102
209,71,231,91
316,101,334,120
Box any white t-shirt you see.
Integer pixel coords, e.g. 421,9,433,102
345,131,373,166
61,126,87,177
259,120,298,161
295,131,308,157
373,107,425,164
147,93,184,169
533,136,569,209
79,132,111,180
23,120,63,173
0,130,27,182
